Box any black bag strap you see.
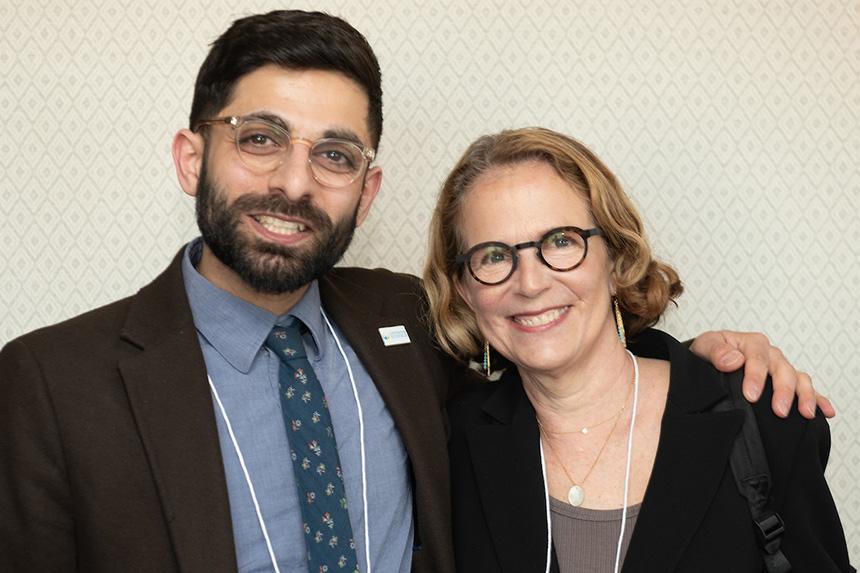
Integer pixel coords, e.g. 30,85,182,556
712,372,792,572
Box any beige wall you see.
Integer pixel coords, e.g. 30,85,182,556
2,0,858,556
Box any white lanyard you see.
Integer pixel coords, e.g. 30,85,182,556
538,350,640,573
208,308,372,573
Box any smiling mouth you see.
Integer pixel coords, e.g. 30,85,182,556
251,215,307,235
512,306,570,327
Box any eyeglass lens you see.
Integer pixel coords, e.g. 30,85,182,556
235,119,367,187
468,228,589,285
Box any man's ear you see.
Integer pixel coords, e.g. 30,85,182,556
172,128,206,198
354,165,383,227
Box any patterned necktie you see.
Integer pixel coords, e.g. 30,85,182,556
265,321,360,573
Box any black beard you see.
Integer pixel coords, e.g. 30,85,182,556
195,163,358,294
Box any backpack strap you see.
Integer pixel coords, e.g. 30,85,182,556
712,372,792,572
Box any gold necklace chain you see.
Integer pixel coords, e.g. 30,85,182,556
539,405,623,492
539,381,632,436
537,361,634,506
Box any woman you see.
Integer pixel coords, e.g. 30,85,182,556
423,128,852,572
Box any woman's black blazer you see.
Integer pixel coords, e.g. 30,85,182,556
448,329,854,572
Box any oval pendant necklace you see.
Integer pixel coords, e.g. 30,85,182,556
537,362,634,507
567,483,585,507
539,405,624,506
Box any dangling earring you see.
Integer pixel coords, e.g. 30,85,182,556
613,297,627,348
483,340,492,377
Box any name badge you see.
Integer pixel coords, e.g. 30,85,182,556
379,325,411,347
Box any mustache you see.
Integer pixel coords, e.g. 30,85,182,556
229,193,332,231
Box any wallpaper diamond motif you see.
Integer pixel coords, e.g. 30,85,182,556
2,0,858,556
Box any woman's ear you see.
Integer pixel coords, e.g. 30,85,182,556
607,255,620,296
454,276,476,311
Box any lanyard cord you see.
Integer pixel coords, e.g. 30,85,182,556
321,308,372,573
614,350,639,573
538,439,552,573
208,308,371,573
208,375,282,573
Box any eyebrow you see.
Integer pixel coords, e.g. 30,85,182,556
322,128,366,148
467,226,590,249
248,112,368,148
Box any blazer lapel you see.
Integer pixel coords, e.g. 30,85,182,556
118,253,237,572
466,375,556,573
317,271,449,453
318,270,453,570
623,331,744,572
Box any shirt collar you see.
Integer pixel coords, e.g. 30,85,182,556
275,277,326,361
181,238,326,373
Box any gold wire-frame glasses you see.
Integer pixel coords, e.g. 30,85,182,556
194,115,376,189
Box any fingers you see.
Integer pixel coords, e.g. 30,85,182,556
739,349,769,404
751,349,832,420
789,370,819,419
768,346,796,418
689,331,744,371
732,332,771,403
784,370,835,419
690,329,832,419
715,346,745,371
816,390,837,419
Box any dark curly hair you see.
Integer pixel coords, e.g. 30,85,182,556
189,10,383,148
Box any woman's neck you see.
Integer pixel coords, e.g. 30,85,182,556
521,337,633,432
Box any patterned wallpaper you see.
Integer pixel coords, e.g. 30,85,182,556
2,0,858,557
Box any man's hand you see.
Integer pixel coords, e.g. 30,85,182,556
689,330,835,419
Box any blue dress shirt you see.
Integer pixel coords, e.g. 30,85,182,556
181,239,413,572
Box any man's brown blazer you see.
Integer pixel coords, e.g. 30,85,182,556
0,251,458,572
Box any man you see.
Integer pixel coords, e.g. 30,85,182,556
0,10,827,573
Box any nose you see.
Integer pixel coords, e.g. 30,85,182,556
266,138,317,201
512,248,552,297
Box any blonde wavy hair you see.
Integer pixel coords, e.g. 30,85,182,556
423,127,683,362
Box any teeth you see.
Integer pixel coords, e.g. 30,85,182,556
255,215,306,234
513,307,567,327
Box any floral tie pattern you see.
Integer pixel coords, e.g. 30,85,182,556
266,322,360,573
